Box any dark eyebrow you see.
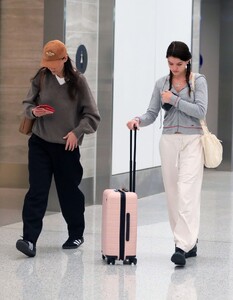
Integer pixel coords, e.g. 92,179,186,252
168,60,183,64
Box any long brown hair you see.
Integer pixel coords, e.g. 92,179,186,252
32,56,81,99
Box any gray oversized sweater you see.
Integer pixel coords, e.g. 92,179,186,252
22,71,100,145
139,73,208,134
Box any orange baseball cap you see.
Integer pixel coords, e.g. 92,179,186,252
40,40,67,68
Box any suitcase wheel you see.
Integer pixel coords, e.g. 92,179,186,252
107,257,115,265
123,257,137,265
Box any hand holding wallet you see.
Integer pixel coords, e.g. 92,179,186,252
37,104,55,113
162,91,177,111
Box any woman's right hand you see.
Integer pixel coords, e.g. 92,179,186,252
126,118,140,130
32,106,54,117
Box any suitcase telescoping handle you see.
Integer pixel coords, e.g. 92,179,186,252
129,128,137,192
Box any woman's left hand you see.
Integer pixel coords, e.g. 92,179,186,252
63,132,78,151
161,90,172,103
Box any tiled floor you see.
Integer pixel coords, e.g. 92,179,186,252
1,169,233,299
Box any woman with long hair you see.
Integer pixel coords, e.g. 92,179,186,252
127,41,208,266
16,40,100,257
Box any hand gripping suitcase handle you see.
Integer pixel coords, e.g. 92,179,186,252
129,128,137,192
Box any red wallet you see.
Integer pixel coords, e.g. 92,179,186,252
37,104,55,112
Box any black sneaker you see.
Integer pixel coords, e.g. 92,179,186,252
16,239,36,257
185,244,197,258
171,247,186,266
62,237,84,249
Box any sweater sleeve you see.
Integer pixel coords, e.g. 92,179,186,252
139,79,162,127
72,75,101,139
22,73,41,119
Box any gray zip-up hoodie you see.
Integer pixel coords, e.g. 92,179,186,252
139,73,208,135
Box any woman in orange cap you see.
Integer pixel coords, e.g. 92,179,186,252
16,40,100,257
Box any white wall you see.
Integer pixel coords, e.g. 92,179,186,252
112,0,193,175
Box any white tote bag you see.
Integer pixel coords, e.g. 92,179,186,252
200,120,223,168
191,73,223,168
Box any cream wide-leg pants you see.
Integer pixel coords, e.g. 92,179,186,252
159,134,204,252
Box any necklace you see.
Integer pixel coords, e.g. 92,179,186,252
173,78,186,88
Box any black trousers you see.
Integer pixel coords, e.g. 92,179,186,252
22,134,85,244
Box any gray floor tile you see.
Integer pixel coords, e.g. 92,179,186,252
1,169,233,299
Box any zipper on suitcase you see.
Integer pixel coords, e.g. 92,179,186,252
119,191,126,260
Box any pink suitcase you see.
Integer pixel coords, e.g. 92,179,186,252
101,129,138,265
